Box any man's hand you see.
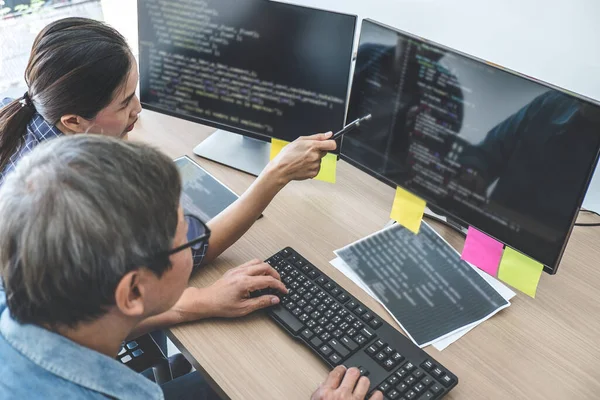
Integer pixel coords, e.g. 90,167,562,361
173,259,288,321
311,366,383,400
267,132,337,184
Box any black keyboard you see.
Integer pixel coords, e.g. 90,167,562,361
260,247,458,400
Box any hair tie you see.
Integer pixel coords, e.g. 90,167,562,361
19,92,34,109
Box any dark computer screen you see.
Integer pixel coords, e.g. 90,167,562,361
342,19,600,272
137,0,356,142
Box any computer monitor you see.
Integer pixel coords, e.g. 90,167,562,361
137,0,356,175
342,19,600,274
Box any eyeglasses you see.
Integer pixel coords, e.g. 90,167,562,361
147,214,211,268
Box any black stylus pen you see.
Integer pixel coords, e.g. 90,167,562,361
331,114,372,140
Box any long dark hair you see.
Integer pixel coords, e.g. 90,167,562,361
0,17,132,172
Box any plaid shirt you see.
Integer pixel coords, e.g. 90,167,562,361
0,99,63,185
0,98,207,269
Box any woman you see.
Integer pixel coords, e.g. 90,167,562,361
0,17,336,270
0,17,339,397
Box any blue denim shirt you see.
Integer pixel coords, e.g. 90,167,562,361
0,284,164,399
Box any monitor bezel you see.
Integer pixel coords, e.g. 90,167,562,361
341,18,600,274
137,0,358,146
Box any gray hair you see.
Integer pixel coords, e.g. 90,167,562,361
0,134,182,328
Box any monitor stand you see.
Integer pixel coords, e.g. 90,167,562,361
192,129,271,176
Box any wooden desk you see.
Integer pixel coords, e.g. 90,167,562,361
131,110,600,400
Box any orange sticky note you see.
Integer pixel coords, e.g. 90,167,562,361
390,187,426,234
270,138,289,160
498,247,543,298
314,153,337,183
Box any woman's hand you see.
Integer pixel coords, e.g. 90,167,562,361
172,259,288,321
266,132,337,185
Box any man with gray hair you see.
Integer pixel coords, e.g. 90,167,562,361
0,135,381,400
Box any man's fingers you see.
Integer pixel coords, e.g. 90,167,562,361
353,376,371,399
339,367,361,393
368,390,384,400
322,365,346,389
245,262,281,280
238,259,263,269
244,295,280,313
246,275,288,294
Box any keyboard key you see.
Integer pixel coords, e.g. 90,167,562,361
132,349,144,358
354,306,367,316
339,322,349,331
280,248,292,258
333,329,344,338
404,376,416,386
310,337,323,348
404,362,416,372
292,308,302,317
396,382,409,393
331,303,341,312
413,383,426,393
391,352,404,363
270,305,304,334
440,374,455,387
121,355,132,363
303,305,314,314
313,326,324,335
421,376,433,387
354,335,367,345
320,332,332,341
383,346,394,355
405,390,417,399
375,352,387,361
361,312,374,322
386,375,399,386
330,287,341,297
319,344,333,356
118,347,126,356
324,310,335,319
326,323,336,332
295,259,307,268
329,353,343,365
369,318,383,329
310,298,320,307
310,286,320,294
318,317,328,325
299,313,309,322
317,304,327,313
308,270,319,279
361,327,376,341
337,309,349,318
328,339,350,358
346,300,358,310
378,382,391,393
412,370,424,381
383,359,396,370
126,341,138,350
358,366,369,376
316,277,328,286
374,339,386,349
366,344,378,355
346,327,357,338
352,320,364,330
337,293,349,303
324,282,335,291
430,383,443,395
297,299,307,308
396,368,408,379
388,389,400,399
431,367,444,378
340,336,358,351
331,316,342,325
301,329,314,340
416,392,435,400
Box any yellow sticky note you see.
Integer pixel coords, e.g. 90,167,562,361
498,247,543,298
270,138,289,161
314,153,337,183
390,187,426,234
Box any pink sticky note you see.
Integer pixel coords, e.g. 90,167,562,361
461,227,504,276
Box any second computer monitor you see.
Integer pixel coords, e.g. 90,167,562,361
138,0,356,142
342,19,600,273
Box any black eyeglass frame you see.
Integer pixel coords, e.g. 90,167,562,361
148,214,211,264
